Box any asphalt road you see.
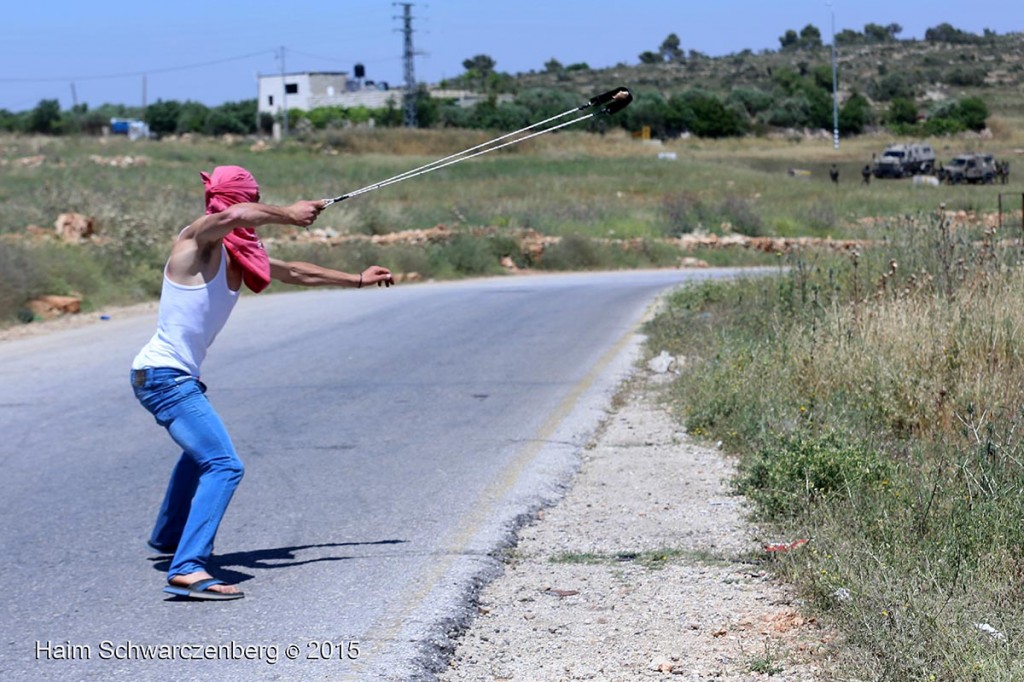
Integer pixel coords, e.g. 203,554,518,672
0,269,739,681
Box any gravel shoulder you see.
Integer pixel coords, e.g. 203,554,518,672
439,372,832,681
0,301,157,343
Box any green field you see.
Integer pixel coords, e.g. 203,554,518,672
1,123,1021,325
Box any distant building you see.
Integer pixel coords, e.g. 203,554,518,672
109,118,150,140
257,72,401,118
256,71,498,119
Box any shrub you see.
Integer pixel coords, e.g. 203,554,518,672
944,66,987,87
839,93,873,135
734,430,893,520
537,234,611,270
430,233,500,276
765,95,812,128
887,97,918,126
868,72,918,101
728,86,775,117
956,96,989,130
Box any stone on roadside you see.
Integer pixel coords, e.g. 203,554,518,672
54,213,97,242
26,295,82,320
647,350,675,374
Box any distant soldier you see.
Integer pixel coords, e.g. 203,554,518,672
936,162,946,185
829,164,839,185
999,160,1010,185
862,164,871,185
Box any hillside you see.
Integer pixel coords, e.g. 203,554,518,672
500,32,1024,116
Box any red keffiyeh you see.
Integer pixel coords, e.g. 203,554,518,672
200,166,271,293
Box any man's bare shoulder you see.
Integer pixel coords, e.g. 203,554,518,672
166,224,221,285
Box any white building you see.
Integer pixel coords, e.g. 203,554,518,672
257,72,490,119
257,72,402,118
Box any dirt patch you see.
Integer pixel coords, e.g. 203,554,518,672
439,374,831,681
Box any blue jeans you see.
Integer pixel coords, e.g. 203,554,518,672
131,368,244,579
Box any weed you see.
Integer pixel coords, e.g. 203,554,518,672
748,642,784,676
650,206,1024,677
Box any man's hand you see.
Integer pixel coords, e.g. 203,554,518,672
288,200,325,227
361,266,395,288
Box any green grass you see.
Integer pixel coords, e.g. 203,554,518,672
644,209,1024,679
0,124,1021,327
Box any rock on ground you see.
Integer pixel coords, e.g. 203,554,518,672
439,375,830,681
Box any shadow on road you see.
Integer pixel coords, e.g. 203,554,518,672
147,539,409,584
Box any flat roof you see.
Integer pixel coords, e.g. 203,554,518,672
257,71,348,78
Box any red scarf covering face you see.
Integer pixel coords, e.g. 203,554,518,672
200,165,271,293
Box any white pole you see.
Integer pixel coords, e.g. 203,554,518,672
279,46,289,137
830,3,839,150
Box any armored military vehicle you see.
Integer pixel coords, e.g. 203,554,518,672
872,143,937,178
945,154,995,184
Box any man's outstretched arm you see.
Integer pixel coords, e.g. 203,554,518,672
269,259,394,288
186,200,325,248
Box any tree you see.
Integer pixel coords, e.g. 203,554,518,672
869,72,917,101
838,92,873,134
812,64,835,92
462,54,496,77
176,101,210,134
799,24,823,49
662,89,747,138
835,29,863,46
543,58,563,73
660,33,684,63
728,86,775,117
779,29,800,50
619,91,671,137
888,97,918,126
0,108,21,132
413,85,439,128
204,108,248,136
145,99,182,136
863,23,900,43
28,99,62,134
956,96,989,131
515,88,579,121
925,23,978,44
638,50,662,65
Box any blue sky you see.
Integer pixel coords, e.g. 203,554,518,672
1,0,1020,112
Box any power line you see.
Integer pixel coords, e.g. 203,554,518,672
0,50,274,83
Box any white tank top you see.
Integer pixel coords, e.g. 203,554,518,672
132,245,240,376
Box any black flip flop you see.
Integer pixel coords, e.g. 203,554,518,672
164,578,244,601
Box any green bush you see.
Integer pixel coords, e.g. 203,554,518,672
430,233,501,276
735,431,893,520
887,97,918,125
537,234,611,270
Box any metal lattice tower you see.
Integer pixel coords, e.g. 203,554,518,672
396,2,417,128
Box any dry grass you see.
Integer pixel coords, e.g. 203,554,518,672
644,209,1024,679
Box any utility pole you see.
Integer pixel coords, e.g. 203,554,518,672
278,46,289,137
828,2,839,150
395,2,418,128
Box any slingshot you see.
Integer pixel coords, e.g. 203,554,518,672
322,87,633,208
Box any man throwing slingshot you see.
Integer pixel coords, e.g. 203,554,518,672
131,165,393,600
